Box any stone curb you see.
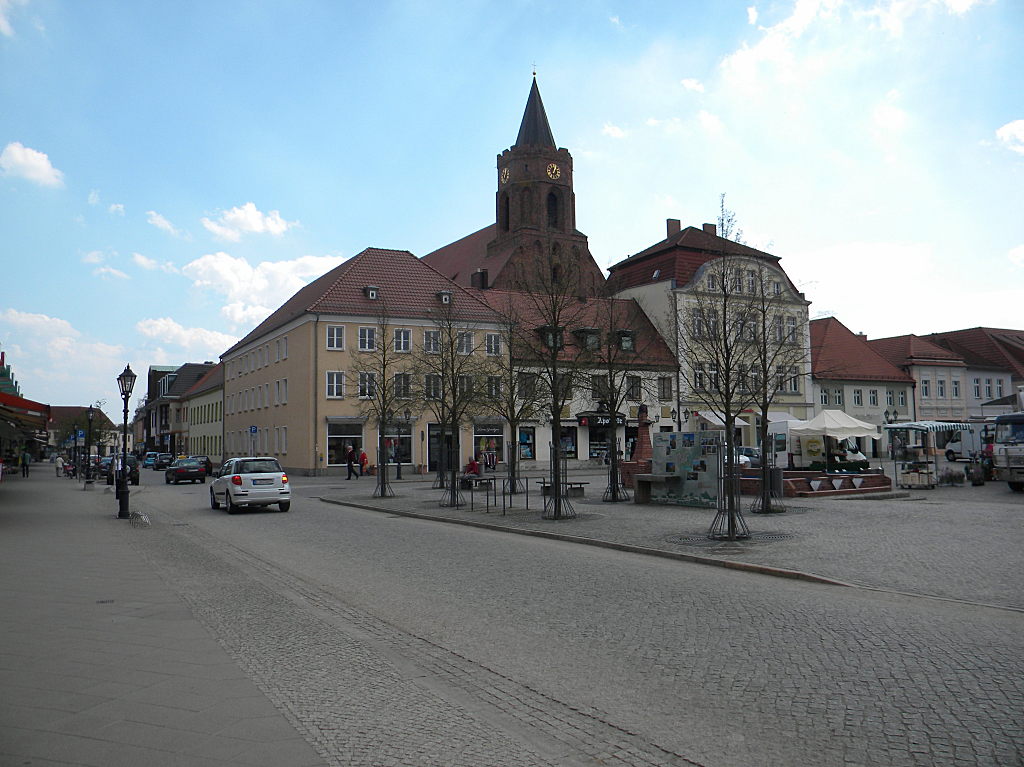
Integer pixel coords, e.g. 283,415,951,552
317,496,854,589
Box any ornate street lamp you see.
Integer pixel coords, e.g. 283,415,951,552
671,408,678,431
116,364,137,519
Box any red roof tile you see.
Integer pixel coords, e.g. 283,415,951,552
421,225,499,287
922,327,1024,380
810,317,914,382
867,334,965,368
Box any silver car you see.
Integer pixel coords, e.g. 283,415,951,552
210,456,291,513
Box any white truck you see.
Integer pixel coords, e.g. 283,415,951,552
992,413,1024,492
942,425,993,462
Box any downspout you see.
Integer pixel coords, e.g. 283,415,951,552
313,315,320,476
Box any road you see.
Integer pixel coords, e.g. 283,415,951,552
123,469,1023,766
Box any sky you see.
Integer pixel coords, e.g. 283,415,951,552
1,0,1022,425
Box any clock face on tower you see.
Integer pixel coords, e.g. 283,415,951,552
500,167,510,184
546,163,561,180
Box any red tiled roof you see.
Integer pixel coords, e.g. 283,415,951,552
809,317,914,382
867,334,965,368
420,225,498,287
471,288,677,370
223,248,499,357
922,327,1024,380
605,226,801,295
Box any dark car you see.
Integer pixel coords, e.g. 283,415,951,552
105,455,140,485
165,457,206,484
189,455,213,476
154,453,173,470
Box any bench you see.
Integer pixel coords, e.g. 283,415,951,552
537,480,589,497
460,476,493,490
633,473,680,504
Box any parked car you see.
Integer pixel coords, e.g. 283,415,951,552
736,446,762,468
142,451,159,468
189,455,213,476
210,456,290,513
165,457,206,484
105,455,140,485
97,456,113,476
154,453,173,470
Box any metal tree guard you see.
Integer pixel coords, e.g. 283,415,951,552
602,437,630,502
438,441,464,507
708,441,750,540
749,444,786,514
542,444,576,519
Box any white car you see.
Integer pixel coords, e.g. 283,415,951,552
210,456,290,513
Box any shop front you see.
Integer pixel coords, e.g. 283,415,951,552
518,426,536,460
473,423,504,471
326,419,365,467
427,424,460,473
577,411,626,462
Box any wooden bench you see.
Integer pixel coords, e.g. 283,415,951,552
633,473,680,504
537,480,589,497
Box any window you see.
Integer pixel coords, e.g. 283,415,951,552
579,331,600,351
786,316,797,343
658,376,673,400
619,332,635,351
853,389,863,406
985,378,992,398
898,391,906,407
394,328,410,353
424,330,440,353
776,366,786,392
997,379,1004,397
541,327,563,349
773,281,782,296
887,389,895,406
326,325,345,350
707,273,717,291
458,375,474,396
833,388,843,405
591,375,607,400
788,368,800,393
922,379,930,398
733,269,743,292
359,327,376,351
517,373,537,400
281,426,287,454
692,309,706,338
425,374,441,399
626,375,641,400
486,376,502,399
869,389,878,406
773,316,784,343
282,336,288,359
694,364,706,391
952,379,960,398
746,270,756,293
937,379,946,398
393,372,412,399
485,333,502,355
973,378,981,399
358,371,376,398
457,332,474,355
709,363,720,389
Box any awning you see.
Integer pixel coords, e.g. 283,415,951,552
883,421,973,433
697,410,750,427
790,410,879,440
0,392,50,436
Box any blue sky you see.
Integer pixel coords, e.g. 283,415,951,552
1,0,1021,424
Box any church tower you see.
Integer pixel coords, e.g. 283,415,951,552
485,77,604,296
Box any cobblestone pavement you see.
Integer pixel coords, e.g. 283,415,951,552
125,470,1023,767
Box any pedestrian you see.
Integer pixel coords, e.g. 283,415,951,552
55,454,65,477
21,449,31,477
345,445,358,480
359,449,368,476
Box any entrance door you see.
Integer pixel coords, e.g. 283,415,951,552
427,424,460,472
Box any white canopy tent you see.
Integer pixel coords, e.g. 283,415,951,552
790,410,879,471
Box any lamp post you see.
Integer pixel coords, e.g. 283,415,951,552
86,407,94,481
73,423,79,475
671,409,678,432
116,364,137,519
396,409,410,480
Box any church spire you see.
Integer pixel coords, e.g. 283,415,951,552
515,77,556,148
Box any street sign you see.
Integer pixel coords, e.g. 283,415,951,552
250,425,257,434
77,429,85,439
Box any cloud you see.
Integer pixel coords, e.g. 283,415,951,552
182,251,343,327
146,210,181,237
602,122,627,139
108,203,125,216
94,266,129,280
697,110,724,136
1009,245,1024,268
82,250,105,264
132,252,178,273
680,78,705,92
0,141,65,187
88,189,100,205
135,317,237,357
610,15,622,28
201,202,298,242
996,120,1024,155
0,0,28,37
747,6,758,25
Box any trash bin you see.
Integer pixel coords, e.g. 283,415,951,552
770,467,785,496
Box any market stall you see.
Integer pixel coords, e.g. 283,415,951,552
883,420,972,489
790,410,879,472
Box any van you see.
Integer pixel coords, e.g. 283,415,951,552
943,426,993,462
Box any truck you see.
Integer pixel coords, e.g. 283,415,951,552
991,412,1024,492
942,425,994,462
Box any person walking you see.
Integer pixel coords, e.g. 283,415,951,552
345,445,358,480
359,449,368,477
21,449,31,477
55,455,65,477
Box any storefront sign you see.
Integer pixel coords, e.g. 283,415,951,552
577,412,625,427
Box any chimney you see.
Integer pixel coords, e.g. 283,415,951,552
702,223,717,235
666,218,681,238
857,333,868,341
470,268,489,289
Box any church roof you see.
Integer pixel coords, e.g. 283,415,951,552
421,224,503,287
515,77,556,148
223,248,499,357
810,317,914,383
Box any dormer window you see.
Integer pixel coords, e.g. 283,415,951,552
364,285,379,300
617,331,635,351
573,327,600,350
437,290,452,305
538,325,564,350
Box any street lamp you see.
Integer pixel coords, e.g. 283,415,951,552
671,409,678,431
73,422,79,475
86,407,94,481
116,364,137,519
396,409,411,480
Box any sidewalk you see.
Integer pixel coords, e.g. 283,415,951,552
313,467,1024,611
0,473,327,767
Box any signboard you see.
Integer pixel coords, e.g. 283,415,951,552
250,425,258,434
577,413,626,427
